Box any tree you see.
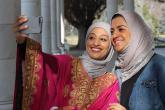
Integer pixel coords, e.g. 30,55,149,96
158,0,165,3
64,0,106,49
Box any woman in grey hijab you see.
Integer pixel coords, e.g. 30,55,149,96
80,22,115,78
109,10,165,110
13,18,120,110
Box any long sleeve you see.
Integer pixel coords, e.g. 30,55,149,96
13,37,73,110
13,42,27,110
157,55,165,105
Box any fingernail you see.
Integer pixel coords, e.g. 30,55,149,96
24,25,28,28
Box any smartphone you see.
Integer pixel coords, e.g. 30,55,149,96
22,16,43,34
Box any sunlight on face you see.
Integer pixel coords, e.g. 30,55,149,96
111,16,131,53
86,27,111,60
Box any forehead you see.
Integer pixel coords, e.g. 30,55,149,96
90,27,108,34
111,16,128,28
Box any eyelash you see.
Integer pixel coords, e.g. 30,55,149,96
111,28,125,35
119,28,124,32
88,36,107,42
88,36,94,40
111,31,114,35
100,38,107,42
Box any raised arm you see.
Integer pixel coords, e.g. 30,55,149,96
13,16,57,110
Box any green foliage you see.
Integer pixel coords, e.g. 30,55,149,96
142,4,159,37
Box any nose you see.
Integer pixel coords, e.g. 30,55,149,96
93,39,100,46
112,31,119,39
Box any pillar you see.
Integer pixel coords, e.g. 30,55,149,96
106,0,118,22
0,0,20,109
50,0,64,54
123,0,135,11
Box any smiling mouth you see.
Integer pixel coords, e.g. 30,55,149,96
91,48,101,52
114,40,122,46
113,37,123,46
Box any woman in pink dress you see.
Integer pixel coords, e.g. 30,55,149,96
13,16,119,110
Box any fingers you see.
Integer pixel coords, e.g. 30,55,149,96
13,25,28,33
109,103,126,110
13,15,29,33
13,15,29,44
16,15,28,26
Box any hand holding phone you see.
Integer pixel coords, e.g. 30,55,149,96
22,16,43,34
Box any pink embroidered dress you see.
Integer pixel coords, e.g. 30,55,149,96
13,38,119,110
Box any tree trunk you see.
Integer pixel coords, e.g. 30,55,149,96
77,26,87,50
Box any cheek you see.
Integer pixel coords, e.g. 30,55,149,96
125,32,131,43
86,45,90,54
103,43,110,52
86,41,90,48
111,38,115,45
111,40,115,46
124,37,131,46
86,40,93,46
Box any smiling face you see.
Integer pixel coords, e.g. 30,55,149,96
111,16,131,53
86,27,111,60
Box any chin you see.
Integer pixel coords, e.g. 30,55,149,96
94,56,105,60
90,56,100,60
114,46,123,53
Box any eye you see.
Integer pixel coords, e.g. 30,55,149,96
111,30,114,35
100,38,107,42
100,36,108,42
118,28,124,32
88,35,95,40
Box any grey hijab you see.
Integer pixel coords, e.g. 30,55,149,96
80,22,115,78
113,11,154,82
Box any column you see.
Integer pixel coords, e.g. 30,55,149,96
0,0,20,109
106,0,118,22
41,0,51,53
58,0,65,54
50,0,61,54
123,0,135,11
50,0,64,54
21,0,40,16
21,0,41,46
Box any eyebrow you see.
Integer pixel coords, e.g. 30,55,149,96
88,33,109,37
111,25,128,30
89,33,95,35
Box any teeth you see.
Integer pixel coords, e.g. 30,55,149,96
91,48,100,52
115,40,121,45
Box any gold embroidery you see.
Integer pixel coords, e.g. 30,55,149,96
22,38,41,110
68,58,117,109
69,58,90,109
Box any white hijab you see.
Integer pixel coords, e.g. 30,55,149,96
113,11,155,82
80,22,115,78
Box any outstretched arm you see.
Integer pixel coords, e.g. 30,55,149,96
13,16,56,110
